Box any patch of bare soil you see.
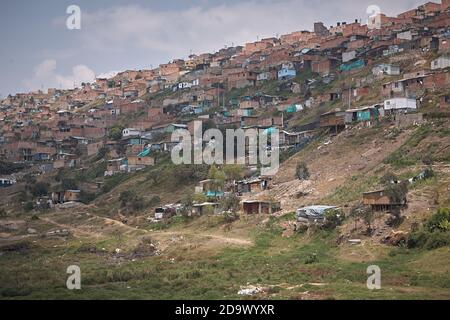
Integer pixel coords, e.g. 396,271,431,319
268,126,413,212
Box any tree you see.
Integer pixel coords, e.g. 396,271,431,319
208,166,226,190
79,191,96,204
385,181,408,205
109,126,124,141
180,193,194,216
361,207,375,236
380,172,398,186
119,190,147,213
119,191,135,208
94,146,108,161
422,153,434,166
220,193,240,213
60,178,78,190
323,209,342,230
29,182,49,197
193,193,208,204
0,160,26,175
296,162,310,180
426,208,450,233
223,165,244,182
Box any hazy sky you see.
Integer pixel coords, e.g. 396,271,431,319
0,0,426,96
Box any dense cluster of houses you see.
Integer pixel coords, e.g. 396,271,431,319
1,1,449,212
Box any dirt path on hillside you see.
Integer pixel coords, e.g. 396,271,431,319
40,217,103,238
85,212,148,234
153,230,252,246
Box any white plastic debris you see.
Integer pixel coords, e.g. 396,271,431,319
238,286,263,296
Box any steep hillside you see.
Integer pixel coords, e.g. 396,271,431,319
1,118,449,300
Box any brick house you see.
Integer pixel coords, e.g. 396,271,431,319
227,71,257,89
311,57,340,76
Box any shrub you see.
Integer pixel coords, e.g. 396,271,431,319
60,178,78,190
296,162,310,180
322,209,342,230
193,193,208,204
148,196,161,207
407,208,450,250
29,182,50,197
426,208,450,233
131,197,146,211
424,232,450,250
304,253,318,264
380,172,398,186
220,194,240,213
0,160,26,175
407,230,430,249
223,211,239,223
102,173,128,193
385,181,408,205
79,191,96,204
422,153,434,166
109,126,124,141
223,165,244,181
119,191,135,207
24,201,34,212
119,190,148,212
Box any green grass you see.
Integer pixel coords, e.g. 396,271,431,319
383,125,432,168
323,174,380,205
1,220,449,300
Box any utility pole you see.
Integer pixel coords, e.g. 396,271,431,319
348,82,351,109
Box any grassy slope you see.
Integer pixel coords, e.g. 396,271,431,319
1,215,449,300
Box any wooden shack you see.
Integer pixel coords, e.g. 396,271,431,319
52,190,81,204
236,177,272,194
363,189,406,211
319,110,346,133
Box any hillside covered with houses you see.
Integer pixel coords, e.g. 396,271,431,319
1,1,449,177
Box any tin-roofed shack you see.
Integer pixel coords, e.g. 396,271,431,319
235,177,272,194
296,205,339,224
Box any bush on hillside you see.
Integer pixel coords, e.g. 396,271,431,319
220,193,240,213
295,162,310,180
0,160,26,175
79,191,96,204
119,191,147,212
425,208,450,233
407,208,450,250
322,209,342,230
385,181,408,205
380,172,398,186
28,182,50,197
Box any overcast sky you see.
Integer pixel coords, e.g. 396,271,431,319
0,0,426,97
